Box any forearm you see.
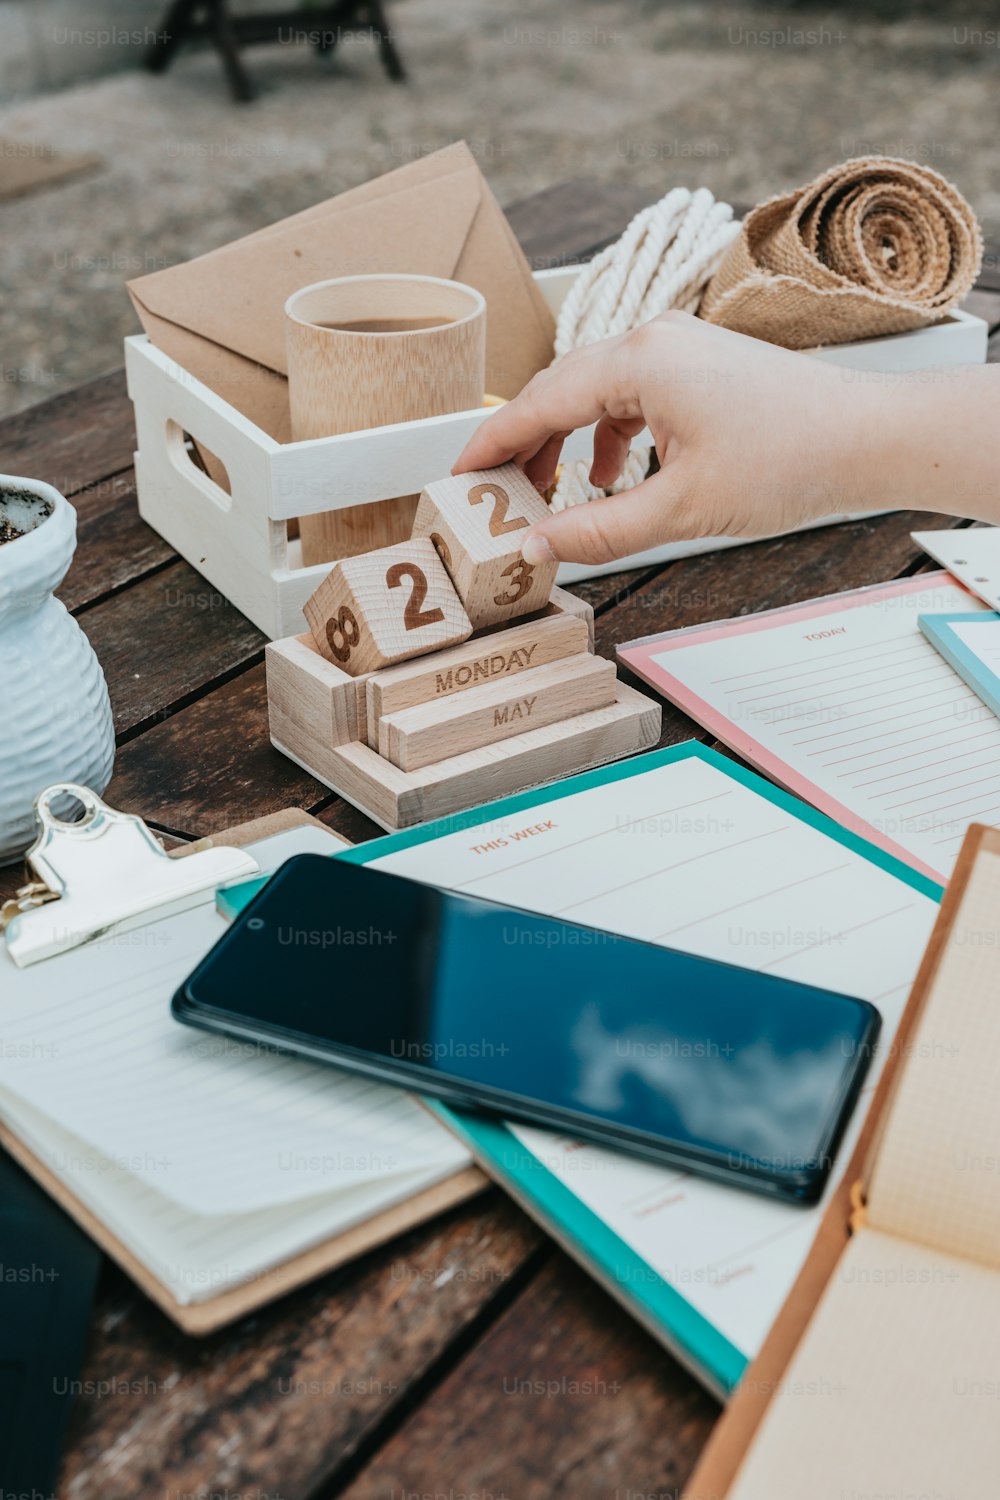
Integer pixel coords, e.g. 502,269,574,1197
848,364,1000,523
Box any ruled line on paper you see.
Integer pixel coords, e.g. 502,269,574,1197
736,654,934,707
733,656,934,713
824,723,997,771
653,864,852,940
756,904,918,971
551,826,789,915
852,733,1000,786
884,771,1000,815
932,806,1000,844
783,688,980,747
453,790,736,889
710,633,915,686
754,662,957,716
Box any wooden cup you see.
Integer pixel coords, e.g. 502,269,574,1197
285,274,487,566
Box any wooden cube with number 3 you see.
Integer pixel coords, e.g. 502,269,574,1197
304,537,473,677
412,463,558,629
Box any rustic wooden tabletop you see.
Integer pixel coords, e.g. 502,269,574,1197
2,179,999,1500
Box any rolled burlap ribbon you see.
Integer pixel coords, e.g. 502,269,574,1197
699,156,982,349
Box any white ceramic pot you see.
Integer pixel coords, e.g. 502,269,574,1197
0,475,115,864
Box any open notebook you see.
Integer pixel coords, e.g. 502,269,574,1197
618,572,1000,881
0,812,478,1333
688,823,1000,1498
222,744,941,1396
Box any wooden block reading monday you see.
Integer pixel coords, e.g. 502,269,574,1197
412,463,558,629
381,654,617,771
304,536,472,676
365,605,590,733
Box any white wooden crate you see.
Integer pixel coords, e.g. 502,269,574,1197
126,265,988,639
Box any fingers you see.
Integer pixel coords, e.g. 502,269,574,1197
520,468,696,568
523,431,570,493
453,337,627,475
589,413,646,488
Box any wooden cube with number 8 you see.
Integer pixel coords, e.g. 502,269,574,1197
304,537,472,677
413,463,558,630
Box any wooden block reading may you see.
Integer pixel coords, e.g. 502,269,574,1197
381,654,617,771
365,605,590,732
412,463,558,629
304,537,472,676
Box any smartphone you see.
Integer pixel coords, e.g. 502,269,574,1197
173,854,880,1203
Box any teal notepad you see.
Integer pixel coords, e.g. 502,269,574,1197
219,743,941,1398
920,610,1000,721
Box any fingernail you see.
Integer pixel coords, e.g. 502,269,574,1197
522,532,557,565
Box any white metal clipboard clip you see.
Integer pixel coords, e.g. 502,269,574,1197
1,784,260,968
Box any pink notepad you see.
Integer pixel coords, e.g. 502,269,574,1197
618,572,1000,882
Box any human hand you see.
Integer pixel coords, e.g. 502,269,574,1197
453,312,878,566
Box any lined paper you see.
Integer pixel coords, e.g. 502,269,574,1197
11,1096,455,1305
367,750,938,1359
0,826,469,1299
619,575,1000,880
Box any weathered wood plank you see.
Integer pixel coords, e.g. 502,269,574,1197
568,562,667,616
59,1195,546,1500
505,178,655,270
339,1250,719,1500
61,471,175,613
105,664,319,834
80,559,265,737
0,369,136,498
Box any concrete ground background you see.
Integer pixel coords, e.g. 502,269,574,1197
1,0,998,420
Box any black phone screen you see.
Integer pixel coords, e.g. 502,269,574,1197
174,854,880,1201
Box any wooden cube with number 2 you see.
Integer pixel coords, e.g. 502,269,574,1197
304,537,472,677
413,463,558,630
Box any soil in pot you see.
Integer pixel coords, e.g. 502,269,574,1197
0,486,54,545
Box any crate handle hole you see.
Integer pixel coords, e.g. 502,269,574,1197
166,421,234,511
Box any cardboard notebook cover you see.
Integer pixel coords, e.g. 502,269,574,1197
683,823,996,1500
0,809,485,1337
127,141,556,443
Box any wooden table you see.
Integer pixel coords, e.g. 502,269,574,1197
3,180,999,1500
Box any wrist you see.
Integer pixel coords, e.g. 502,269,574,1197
825,368,900,516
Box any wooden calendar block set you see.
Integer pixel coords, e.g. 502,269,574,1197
266,467,660,829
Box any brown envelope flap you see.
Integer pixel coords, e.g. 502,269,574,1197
460,171,556,397
242,139,486,240
129,169,484,376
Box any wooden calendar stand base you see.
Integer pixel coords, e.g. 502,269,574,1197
266,591,661,830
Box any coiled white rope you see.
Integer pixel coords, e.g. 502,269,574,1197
550,186,741,512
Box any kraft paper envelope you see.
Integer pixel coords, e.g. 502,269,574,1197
127,142,556,444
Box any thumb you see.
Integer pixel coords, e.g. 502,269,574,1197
521,467,696,568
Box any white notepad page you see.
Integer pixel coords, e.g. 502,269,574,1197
949,617,1000,673
0,826,469,1302
365,751,939,1361
620,575,1000,880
